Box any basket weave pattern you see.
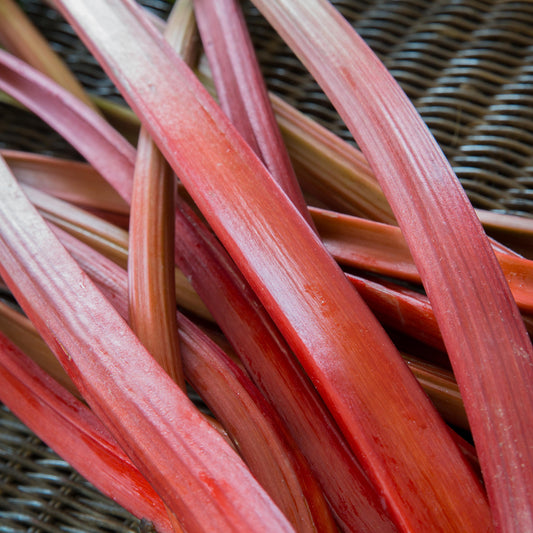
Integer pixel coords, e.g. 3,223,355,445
0,1,532,531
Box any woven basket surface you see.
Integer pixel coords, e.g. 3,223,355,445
1,0,533,531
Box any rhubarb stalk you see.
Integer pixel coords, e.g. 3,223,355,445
52,224,336,533
129,125,185,389
0,0,100,114
249,0,533,529
0,331,175,533
2,149,128,219
194,0,313,227
0,299,78,396
48,1,493,529
128,0,200,393
0,154,294,532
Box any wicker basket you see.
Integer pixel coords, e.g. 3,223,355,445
1,0,532,530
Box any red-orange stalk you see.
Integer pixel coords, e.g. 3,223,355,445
250,1,533,529
128,126,185,389
0,154,295,532
0,331,175,533
0,17,395,530
128,0,201,392
49,1,492,529
54,224,337,533
312,207,533,316
193,0,313,228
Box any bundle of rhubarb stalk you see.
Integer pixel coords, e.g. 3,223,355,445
0,0,532,531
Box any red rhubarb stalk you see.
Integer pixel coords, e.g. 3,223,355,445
249,0,533,529
0,17,395,530
0,48,524,324
0,154,295,533
312,207,533,315
0,331,175,533
49,1,492,530
47,173,399,528
53,225,336,533
176,314,337,533
0,18,395,526
345,272,445,352
193,0,313,227
172,198,396,531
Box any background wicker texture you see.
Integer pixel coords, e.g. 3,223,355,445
0,0,532,531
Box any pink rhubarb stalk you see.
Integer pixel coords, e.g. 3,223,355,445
0,13,394,530
0,49,135,203
53,225,336,533
0,154,295,532
49,1,492,530
249,0,533,530
0,299,78,397
193,0,313,227
0,331,175,533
